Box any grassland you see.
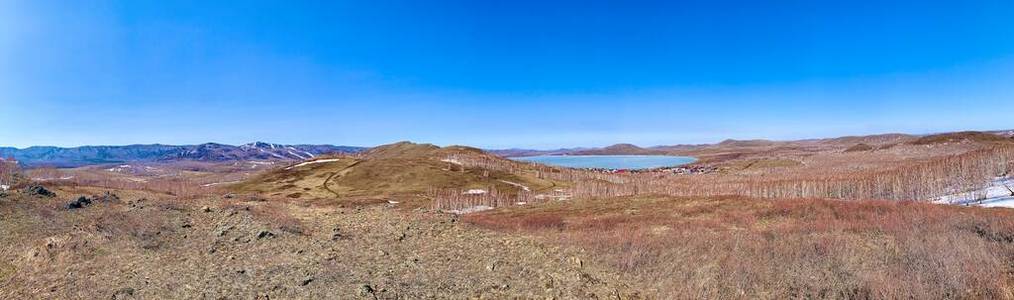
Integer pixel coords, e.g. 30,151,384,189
3,131,1014,298
466,195,1014,299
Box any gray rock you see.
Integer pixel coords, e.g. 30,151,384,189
358,284,376,298
110,287,135,299
24,185,56,198
67,196,92,209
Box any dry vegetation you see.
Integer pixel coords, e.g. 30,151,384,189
0,159,23,188
236,142,561,207
0,186,639,299
466,195,1014,299
5,133,1014,298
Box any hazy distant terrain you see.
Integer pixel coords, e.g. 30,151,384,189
0,142,365,167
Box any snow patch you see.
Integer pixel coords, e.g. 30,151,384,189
446,205,494,214
498,180,530,191
935,177,1014,208
202,181,241,187
285,158,343,170
463,189,488,195
441,158,463,165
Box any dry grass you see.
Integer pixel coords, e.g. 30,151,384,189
466,196,1014,299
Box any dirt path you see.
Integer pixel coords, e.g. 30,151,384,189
321,160,362,198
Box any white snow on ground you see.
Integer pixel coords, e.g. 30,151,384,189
284,158,343,170
258,148,287,159
286,147,316,159
440,158,463,165
498,180,531,191
248,161,274,165
106,164,133,172
935,177,1014,208
32,176,75,181
287,150,307,160
1,185,8,191
202,181,241,187
446,205,494,214
463,189,488,195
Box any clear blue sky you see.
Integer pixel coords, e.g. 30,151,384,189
2,1,1013,149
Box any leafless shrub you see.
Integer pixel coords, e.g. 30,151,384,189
0,158,23,189
567,146,1014,201
430,186,540,212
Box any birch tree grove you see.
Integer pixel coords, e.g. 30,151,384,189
0,157,22,189
437,145,1014,209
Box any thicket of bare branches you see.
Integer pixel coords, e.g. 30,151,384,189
0,159,23,189
28,167,218,197
430,187,539,211
571,146,1014,201
442,146,1014,207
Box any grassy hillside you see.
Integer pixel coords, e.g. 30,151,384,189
232,142,560,206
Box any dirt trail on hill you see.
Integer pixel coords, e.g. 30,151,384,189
321,160,361,198
0,188,641,299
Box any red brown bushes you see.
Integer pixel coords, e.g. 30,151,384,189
467,196,1014,299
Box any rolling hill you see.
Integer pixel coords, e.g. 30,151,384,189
231,142,559,206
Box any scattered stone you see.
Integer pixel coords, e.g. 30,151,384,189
300,276,314,286
201,206,212,213
110,287,135,299
257,230,275,239
222,193,235,199
569,257,583,268
358,284,376,298
24,185,56,198
96,191,120,203
215,225,233,237
331,227,346,241
67,196,93,209
486,261,497,272
396,233,407,241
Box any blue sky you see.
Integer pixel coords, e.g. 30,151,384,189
2,1,1013,149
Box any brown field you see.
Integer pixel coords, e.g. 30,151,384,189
2,131,1014,298
466,195,1014,299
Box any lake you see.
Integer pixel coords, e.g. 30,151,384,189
511,155,696,170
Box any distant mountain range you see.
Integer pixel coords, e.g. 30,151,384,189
0,142,366,167
5,129,1011,167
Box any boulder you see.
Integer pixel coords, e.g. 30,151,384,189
66,196,92,209
24,185,56,198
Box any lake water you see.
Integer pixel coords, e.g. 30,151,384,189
511,155,696,170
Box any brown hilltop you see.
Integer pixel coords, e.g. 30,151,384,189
231,141,556,206
910,131,1013,145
